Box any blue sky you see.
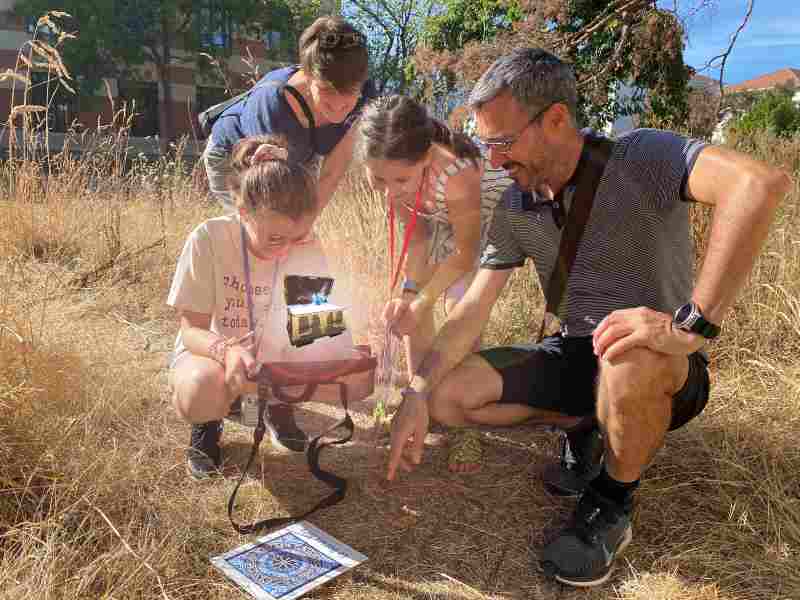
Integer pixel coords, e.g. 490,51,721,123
667,0,800,84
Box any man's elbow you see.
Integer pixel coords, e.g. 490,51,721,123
742,166,792,214
766,169,794,206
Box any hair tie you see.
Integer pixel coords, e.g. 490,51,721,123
251,143,288,164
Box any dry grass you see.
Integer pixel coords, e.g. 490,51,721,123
0,133,797,600
1,26,800,598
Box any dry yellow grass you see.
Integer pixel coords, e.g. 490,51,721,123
1,27,799,596
0,132,797,600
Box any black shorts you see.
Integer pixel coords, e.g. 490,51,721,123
478,334,710,431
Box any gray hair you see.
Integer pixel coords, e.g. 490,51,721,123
468,48,578,121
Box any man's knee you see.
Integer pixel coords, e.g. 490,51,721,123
428,356,501,425
428,373,469,425
601,347,684,401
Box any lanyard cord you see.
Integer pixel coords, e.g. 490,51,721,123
228,219,360,535
388,174,424,294
240,219,280,337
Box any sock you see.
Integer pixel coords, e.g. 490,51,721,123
589,466,639,511
564,415,597,436
564,416,601,464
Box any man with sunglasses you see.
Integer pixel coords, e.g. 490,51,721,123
386,47,790,587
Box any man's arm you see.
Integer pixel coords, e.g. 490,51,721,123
687,145,792,324
410,266,512,394
386,266,512,480
594,144,792,362
317,126,357,211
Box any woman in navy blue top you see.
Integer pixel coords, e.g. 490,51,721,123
204,16,374,212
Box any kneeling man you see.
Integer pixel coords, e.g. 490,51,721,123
385,48,790,587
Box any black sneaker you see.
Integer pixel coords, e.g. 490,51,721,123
186,420,222,480
266,403,307,453
540,488,633,587
543,426,603,496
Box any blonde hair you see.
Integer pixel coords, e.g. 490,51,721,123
299,16,369,92
227,135,317,220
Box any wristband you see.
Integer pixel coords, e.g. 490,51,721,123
208,337,228,367
401,279,419,295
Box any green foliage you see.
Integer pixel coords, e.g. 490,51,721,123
421,0,521,51
13,0,289,95
730,89,800,138
343,0,436,94
414,1,692,129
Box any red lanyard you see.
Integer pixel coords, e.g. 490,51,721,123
388,179,423,294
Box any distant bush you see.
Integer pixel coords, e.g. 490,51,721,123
729,89,800,139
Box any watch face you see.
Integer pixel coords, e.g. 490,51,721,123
674,303,695,325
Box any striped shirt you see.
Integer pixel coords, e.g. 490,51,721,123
400,157,513,264
481,128,708,337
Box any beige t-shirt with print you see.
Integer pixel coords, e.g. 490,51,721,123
167,215,355,364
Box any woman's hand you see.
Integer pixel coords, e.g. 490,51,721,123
383,294,431,337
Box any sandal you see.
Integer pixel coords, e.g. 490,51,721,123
447,428,483,474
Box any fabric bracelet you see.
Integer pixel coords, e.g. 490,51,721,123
401,279,419,295
208,337,228,367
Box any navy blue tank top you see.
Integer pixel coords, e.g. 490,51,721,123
210,66,374,164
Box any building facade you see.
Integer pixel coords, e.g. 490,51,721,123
0,0,332,156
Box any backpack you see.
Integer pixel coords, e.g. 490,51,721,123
197,81,317,152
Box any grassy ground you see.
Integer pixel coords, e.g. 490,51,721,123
0,130,799,600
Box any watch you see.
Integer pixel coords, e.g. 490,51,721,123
673,301,720,339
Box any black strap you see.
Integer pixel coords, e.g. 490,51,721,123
200,81,319,162
228,380,353,535
281,84,318,162
537,135,614,341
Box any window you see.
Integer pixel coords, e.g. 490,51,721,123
28,71,78,133
263,31,282,51
198,0,234,52
117,81,159,137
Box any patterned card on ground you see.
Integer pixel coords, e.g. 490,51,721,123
211,521,367,600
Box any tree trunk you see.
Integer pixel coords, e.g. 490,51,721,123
157,18,173,156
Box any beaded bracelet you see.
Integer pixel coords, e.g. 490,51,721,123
207,337,228,367
207,331,256,368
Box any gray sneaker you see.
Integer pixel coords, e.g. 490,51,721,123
187,420,222,480
540,488,633,587
543,426,603,496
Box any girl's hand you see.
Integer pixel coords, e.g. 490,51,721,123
383,295,431,337
383,298,411,336
224,342,261,399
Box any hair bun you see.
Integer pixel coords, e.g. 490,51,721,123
251,143,289,165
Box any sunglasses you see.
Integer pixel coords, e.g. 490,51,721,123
318,31,366,50
478,101,558,154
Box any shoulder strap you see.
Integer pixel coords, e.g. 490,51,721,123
282,84,318,161
228,380,354,535
197,79,283,138
538,135,614,341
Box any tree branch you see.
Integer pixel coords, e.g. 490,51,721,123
713,0,754,98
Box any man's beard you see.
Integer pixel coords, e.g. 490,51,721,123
502,160,533,189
